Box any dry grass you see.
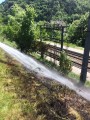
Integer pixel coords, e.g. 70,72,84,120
0,49,90,120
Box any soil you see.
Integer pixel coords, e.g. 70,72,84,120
6,52,90,120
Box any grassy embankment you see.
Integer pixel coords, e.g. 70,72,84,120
0,46,90,120
43,40,84,50
31,52,90,87
0,49,77,120
0,36,90,86
0,35,90,83
0,38,90,119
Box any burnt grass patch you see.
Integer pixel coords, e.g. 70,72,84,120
2,51,90,120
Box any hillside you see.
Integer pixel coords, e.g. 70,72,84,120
0,46,90,120
0,0,90,23
0,0,90,48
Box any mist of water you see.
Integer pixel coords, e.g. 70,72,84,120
0,42,90,101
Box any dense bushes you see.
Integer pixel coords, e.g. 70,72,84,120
59,51,72,74
2,5,37,53
0,0,90,48
15,6,36,52
67,12,89,47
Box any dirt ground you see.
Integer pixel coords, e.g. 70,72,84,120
5,50,90,120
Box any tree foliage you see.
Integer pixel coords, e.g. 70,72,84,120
67,12,89,47
15,6,36,52
1,0,90,23
0,0,90,48
2,4,25,41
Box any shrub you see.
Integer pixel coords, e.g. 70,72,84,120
15,6,36,52
59,51,72,74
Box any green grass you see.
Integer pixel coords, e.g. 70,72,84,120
31,52,59,70
64,42,84,50
0,36,89,86
31,52,90,88
0,49,70,120
68,72,80,82
0,49,89,120
0,35,17,48
0,37,90,119
68,72,90,87
0,49,39,120
0,50,19,119
43,40,84,50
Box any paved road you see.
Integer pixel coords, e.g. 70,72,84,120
0,42,90,101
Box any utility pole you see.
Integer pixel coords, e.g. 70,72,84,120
80,15,90,83
61,26,64,51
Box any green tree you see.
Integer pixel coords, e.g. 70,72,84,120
15,6,36,52
67,12,89,47
2,4,25,41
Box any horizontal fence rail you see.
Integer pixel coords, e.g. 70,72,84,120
39,43,90,72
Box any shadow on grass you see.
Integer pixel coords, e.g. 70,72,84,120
3,54,90,120
0,59,18,67
1,53,89,120
4,55,71,120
